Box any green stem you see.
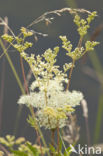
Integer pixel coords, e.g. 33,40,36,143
67,0,103,144
0,38,25,135
29,106,50,156
0,38,50,156
0,38,25,94
66,35,83,91
94,92,103,143
57,126,60,154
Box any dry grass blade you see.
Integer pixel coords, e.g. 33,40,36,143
27,8,92,28
63,115,80,144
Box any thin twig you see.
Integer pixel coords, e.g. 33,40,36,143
66,59,75,91
51,129,55,147
20,56,29,94
78,37,83,49
66,35,83,91
27,8,92,28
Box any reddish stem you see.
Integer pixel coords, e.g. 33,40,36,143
20,56,43,156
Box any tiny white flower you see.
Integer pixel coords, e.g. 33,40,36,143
18,79,84,129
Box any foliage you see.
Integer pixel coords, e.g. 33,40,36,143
0,135,48,156
0,8,99,155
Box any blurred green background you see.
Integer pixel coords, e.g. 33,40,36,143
0,0,103,146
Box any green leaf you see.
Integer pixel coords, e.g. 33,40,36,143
26,142,39,155
64,146,72,156
11,150,28,156
49,144,56,153
59,137,62,151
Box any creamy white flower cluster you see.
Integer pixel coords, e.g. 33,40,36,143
18,78,83,129
1,11,98,130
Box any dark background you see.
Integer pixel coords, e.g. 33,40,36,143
0,0,103,146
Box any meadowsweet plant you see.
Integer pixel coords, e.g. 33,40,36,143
0,135,48,155
1,8,99,155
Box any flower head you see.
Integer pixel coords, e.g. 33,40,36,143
18,79,83,129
